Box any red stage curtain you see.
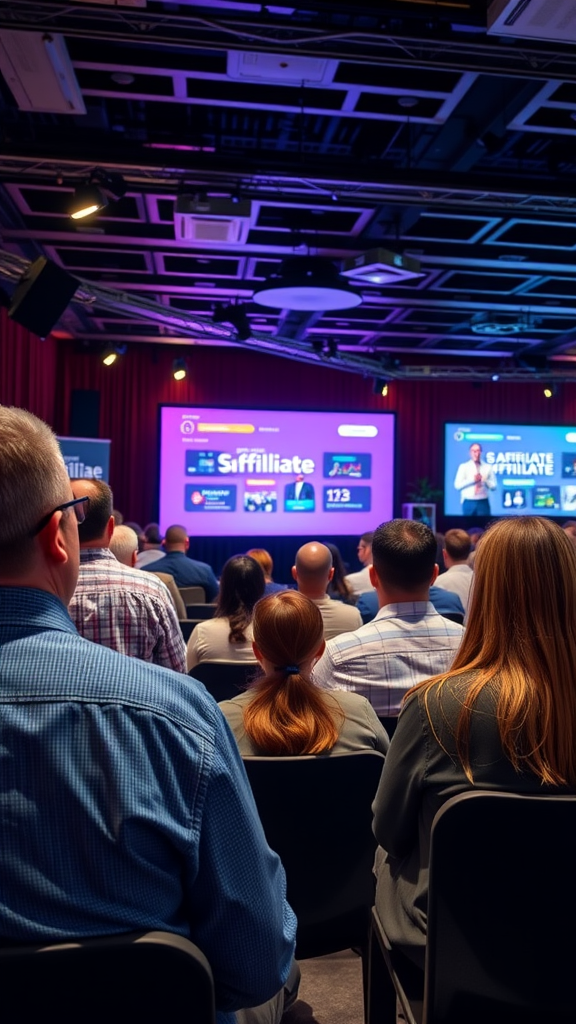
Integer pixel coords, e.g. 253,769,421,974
0,309,58,423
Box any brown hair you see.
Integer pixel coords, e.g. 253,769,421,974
444,528,472,562
372,518,436,590
243,590,343,755
411,516,576,786
216,555,265,642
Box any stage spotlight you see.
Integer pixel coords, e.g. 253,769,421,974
69,169,127,220
543,384,556,398
102,345,126,367
173,357,187,381
70,182,107,220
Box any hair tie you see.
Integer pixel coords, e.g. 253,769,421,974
275,664,300,674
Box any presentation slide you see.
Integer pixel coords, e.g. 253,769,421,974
159,406,395,537
444,423,576,517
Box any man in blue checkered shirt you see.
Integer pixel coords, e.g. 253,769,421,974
0,405,297,1024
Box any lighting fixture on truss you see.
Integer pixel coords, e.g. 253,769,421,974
172,358,187,381
102,345,126,367
69,169,127,220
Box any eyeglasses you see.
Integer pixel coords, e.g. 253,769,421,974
31,496,90,537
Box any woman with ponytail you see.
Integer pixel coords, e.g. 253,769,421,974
219,589,389,756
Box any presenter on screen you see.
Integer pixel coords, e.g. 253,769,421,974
284,474,315,510
454,442,496,516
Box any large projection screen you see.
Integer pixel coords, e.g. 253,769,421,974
444,422,576,518
159,405,395,537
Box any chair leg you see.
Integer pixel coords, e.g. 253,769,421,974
366,918,397,1024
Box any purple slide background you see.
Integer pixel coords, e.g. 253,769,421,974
159,406,394,537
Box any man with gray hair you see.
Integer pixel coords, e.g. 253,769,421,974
292,541,362,640
68,478,187,673
0,405,298,1022
109,523,139,566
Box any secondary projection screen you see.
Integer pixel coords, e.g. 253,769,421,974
159,405,395,537
444,422,576,517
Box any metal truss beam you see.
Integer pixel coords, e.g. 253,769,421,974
1,2,576,82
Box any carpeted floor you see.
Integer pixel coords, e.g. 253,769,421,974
283,950,364,1024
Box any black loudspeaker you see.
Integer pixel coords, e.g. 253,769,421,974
8,257,78,338
70,389,100,438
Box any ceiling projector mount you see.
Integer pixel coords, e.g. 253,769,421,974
253,257,362,311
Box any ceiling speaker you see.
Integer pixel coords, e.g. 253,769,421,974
8,257,79,338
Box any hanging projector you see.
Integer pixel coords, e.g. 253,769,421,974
252,257,362,311
341,248,422,285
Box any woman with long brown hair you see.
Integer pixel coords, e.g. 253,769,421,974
186,554,265,671
373,515,576,968
219,589,389,756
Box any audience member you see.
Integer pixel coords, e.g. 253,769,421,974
68,479,186,673
219,590,389,756
313,520,464,718
136,523,166,568
112,507,124,525
109,524,139,566
0,405,297,1023
325,541,356,604
187,554,265,672
344,531,374,596
247,548,287,595
143,525,219,600
373,516,576,973
434,528,474,613
292,541,362,640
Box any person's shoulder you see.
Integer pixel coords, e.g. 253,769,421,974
71,634,219,737
189,558,217,575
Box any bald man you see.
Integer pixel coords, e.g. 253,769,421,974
292,541,362,641
143,524,219,600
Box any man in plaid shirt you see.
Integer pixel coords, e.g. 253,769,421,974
68,478,186,673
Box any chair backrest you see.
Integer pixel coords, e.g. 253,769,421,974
424,791,576,1024
190,660,257,702
179,585,206,604
243,751,385,959
179,619,202,642
186,603,217,620
0,930,215,1024
150,572,187,618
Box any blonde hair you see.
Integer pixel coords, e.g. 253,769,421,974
243,590,343,755
412,516,576,786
